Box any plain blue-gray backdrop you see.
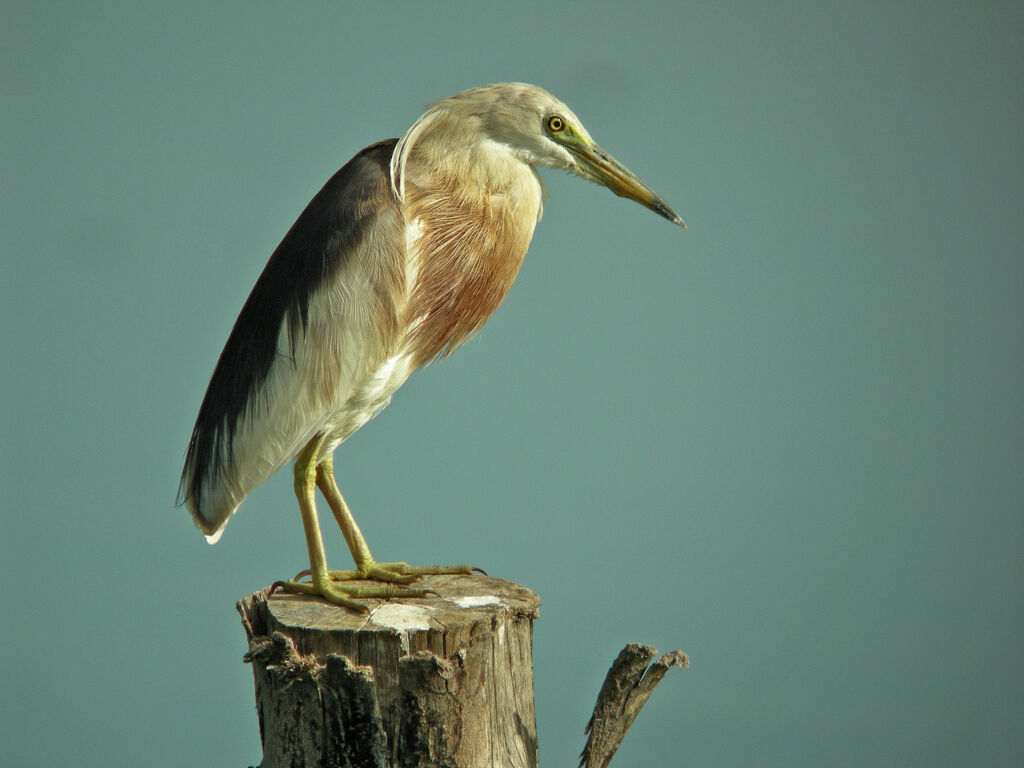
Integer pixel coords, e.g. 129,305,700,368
2,2,1021,766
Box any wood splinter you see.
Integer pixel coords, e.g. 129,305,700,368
579,643,689,768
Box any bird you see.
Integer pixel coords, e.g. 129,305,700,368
179,83,683,611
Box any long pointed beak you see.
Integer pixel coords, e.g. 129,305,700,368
569,143,685,228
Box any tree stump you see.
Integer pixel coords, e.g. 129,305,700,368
237,574,541,768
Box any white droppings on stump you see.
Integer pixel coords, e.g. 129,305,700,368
452,594,504,609
369,603,437,652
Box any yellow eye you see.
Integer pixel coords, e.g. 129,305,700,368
547,115,565,133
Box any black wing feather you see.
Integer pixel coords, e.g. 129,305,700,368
179,139,399,512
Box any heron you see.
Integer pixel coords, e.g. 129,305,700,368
179,83,683,611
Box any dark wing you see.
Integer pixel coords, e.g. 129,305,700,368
179,139,399,530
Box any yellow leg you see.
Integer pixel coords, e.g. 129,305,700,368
276,435,434,611
313,454,474,583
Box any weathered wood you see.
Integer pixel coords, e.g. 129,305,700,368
579,644,689,768
238,574,541,768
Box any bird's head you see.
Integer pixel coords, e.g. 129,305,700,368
393,83,684,227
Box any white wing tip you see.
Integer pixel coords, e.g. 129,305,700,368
204,527,225,545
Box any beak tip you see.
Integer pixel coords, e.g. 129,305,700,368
653,199,685,229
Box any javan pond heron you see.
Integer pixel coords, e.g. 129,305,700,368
180,83,683,611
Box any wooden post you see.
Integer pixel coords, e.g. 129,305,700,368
238,574,541,768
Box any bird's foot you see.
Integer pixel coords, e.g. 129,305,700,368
277,562,482,610
360,561,478,581
271,574,439,613
295,561,477,585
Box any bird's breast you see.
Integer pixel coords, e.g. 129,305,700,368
400,167,541,365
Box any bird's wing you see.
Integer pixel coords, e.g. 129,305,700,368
180,139,405,541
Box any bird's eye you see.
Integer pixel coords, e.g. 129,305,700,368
547,115,565,133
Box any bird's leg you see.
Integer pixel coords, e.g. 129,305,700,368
312,454,407,581
276,436,434,610
313,454,474,583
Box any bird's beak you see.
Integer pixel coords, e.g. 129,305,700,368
569,142,685,228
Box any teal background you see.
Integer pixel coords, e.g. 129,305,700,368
3,2,1022,765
